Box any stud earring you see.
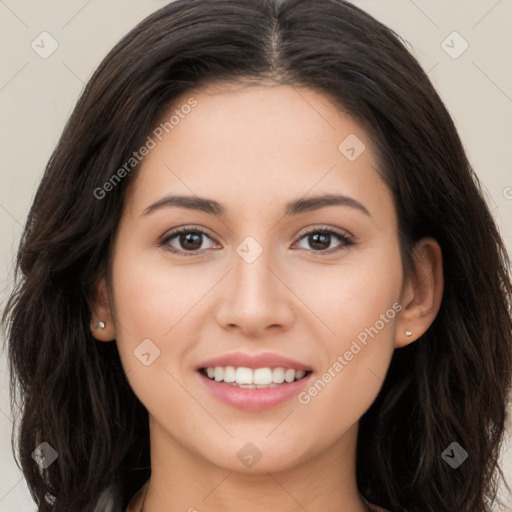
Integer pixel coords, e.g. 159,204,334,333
405,330,412,337
95,321,106,329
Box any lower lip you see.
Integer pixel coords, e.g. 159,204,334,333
197,371,313,411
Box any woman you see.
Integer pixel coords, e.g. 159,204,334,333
2,0,511,511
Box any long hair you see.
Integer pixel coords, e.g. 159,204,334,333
2,0,511,510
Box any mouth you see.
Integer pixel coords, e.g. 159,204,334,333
196,351,314,410
198,366,313,388
197,363,314,411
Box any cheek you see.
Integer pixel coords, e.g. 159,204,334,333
293,242,402,345
111,243,204,336
293,246,401,423
109,249,205,418
109,243,196,382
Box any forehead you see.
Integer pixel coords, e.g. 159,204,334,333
125,81,393,224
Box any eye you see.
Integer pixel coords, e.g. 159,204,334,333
159,225,354,256
159,226,218,255
293,226,354,254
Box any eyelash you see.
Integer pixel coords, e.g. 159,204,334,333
159,225,354,256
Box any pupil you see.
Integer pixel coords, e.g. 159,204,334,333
181,232,202,250
310,233,329,250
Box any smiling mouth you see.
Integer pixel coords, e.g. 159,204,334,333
199,366,313,388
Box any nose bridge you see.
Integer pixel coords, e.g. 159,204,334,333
232,234,279,306
215,233,293,333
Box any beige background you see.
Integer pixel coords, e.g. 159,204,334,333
0,0,511,510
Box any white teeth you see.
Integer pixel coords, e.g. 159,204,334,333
224,382,279,388
253,367,273,385
214,367,224,382
272,367,285,383
284,369,296,383
235,367,253,384
203,366,309,385
223,366,236,383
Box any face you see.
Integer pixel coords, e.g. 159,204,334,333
105,81,406,474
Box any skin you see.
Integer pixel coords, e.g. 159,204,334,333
91,81,443,512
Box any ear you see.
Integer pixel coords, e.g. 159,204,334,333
89,277,116,342
395,237,444,348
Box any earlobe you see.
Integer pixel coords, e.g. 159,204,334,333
396,237,444,348
89,278,116,342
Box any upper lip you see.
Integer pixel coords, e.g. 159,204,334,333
197,351,312,371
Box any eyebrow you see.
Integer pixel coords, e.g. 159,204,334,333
142,193,371,218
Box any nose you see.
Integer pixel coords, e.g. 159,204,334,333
215,244,295,337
